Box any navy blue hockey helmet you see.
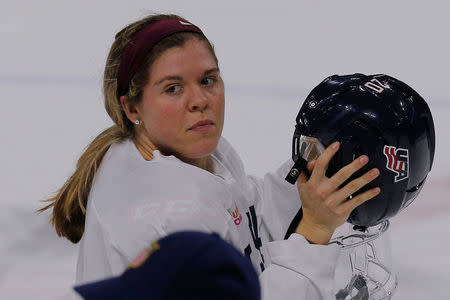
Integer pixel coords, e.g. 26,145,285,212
292,74,435,227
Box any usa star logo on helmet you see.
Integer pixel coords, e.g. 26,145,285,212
383,145,409,182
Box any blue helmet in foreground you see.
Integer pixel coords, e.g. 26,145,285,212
293,74,435,227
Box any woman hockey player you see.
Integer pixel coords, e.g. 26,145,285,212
41,14,385,299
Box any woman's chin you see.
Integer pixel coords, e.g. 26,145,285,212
184,138,220,159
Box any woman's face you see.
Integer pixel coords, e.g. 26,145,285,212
137,38,225,159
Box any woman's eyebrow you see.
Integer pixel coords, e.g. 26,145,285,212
154,68,220,86
154,75,183,86
203,67,220,76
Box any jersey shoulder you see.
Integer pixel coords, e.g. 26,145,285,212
86,139,234,256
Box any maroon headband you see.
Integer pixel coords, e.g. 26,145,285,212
117,18,204,97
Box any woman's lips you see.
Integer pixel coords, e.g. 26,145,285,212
189,120,214,132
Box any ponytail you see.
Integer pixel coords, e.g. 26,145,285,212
39,125,130,243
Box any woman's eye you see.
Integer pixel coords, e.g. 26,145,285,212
166,85,181,94
201,77,216,86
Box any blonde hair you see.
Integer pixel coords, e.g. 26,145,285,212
39,14,218,243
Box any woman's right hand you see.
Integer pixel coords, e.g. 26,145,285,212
295,141,381,244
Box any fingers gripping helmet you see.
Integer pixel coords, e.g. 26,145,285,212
293,73,435,227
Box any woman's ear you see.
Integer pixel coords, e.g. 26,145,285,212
120,96,139,123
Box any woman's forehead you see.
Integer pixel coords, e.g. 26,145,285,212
148,39,218,81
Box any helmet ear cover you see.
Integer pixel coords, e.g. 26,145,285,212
290,74,435,227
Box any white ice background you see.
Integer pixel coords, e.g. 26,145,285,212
1,1,449,299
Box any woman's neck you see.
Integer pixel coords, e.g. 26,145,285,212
133,134,214,173
134,134,156,161
180,156,214,173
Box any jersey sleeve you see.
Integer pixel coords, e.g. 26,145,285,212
245,158,341,299
216,138,340,299
259,234,340,300
248,163,341,299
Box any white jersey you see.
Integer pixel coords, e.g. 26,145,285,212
76,137,340,299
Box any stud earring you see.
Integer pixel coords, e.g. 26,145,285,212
134,120,141,125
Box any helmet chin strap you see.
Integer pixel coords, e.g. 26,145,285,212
285,156,310,184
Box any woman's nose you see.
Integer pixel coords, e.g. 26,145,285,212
188,86,208,112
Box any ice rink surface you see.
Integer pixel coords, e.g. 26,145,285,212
1,1,449,299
